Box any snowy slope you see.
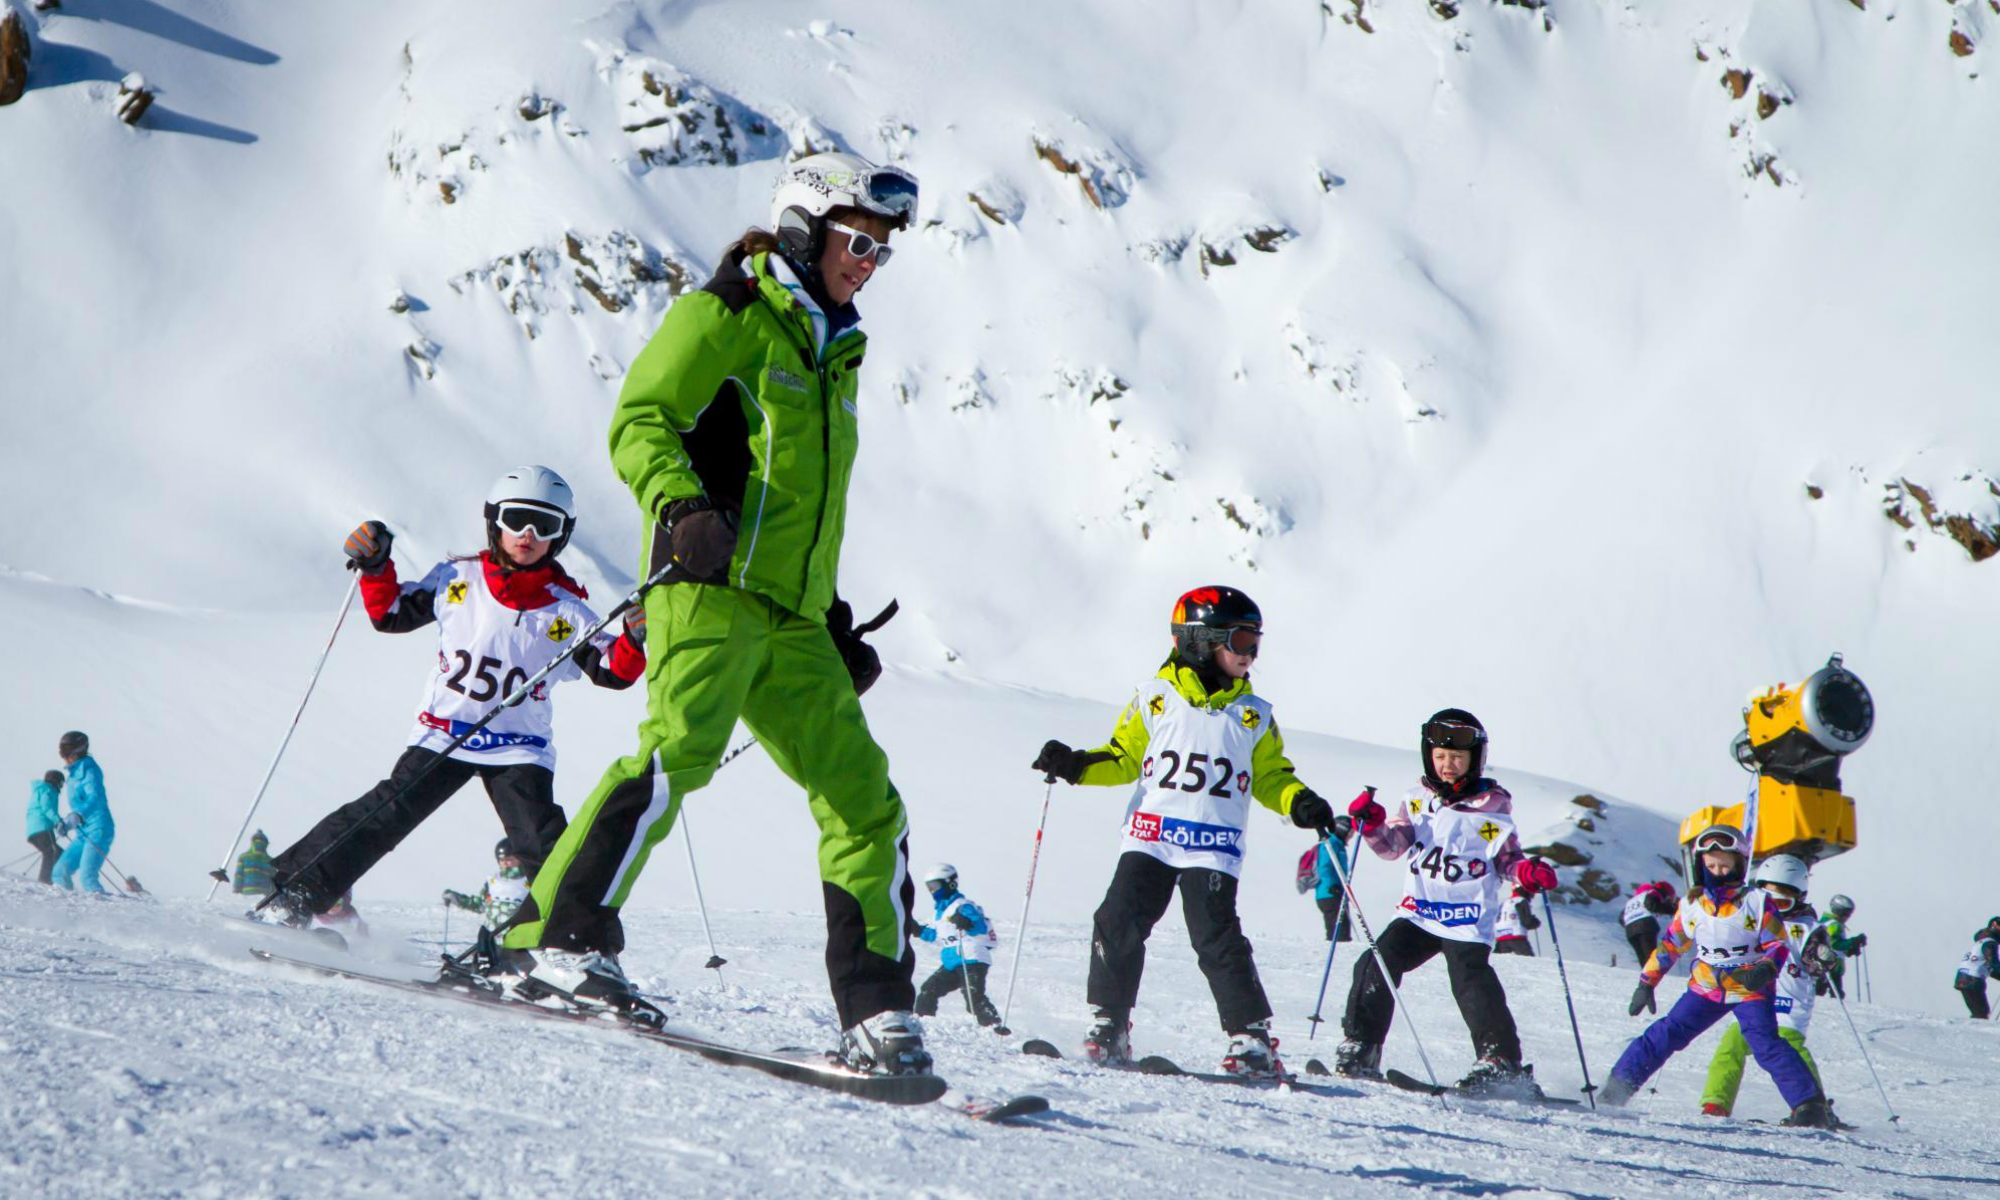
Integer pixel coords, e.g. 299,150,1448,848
2,0,1996,1027
5,879,1998,1199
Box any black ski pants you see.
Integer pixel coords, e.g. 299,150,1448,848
1342,916,1524,1063
915,960,1001,1025
1089,851,1272,1033
273,746,565,910
1318,894,1353,942
1958,977,1991,1020
1625,919,1660,969
1494,937,1534,957
27,830,59,885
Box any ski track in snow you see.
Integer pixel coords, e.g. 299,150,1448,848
4,880,1997,1199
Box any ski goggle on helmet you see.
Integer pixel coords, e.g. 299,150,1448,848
1692,825,1746,856
1751,854,1810,908
1169,586,1263,658
494,502,567,541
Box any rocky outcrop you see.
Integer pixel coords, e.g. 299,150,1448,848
116,73,154,126
0,10,31,107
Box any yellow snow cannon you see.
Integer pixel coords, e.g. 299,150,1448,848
1679,654,1872,871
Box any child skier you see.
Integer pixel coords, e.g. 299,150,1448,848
911,863,1001,1026
25,769,63,885
255,467,645,928
1699,854,1832,1117
1815,895,1865,999
1031,586,1339,1077
1598,825,1831,1127
1953,916,2000,1019
1621,881,1677,966
50,732,115,894
1493,883,1538,957
232,830,276,897
1307,835,1354,943
444,839,532,932
316,891,368,938
1333,709,1556,1093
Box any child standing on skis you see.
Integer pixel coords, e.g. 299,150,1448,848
50,732,115,894
1598,824,1832,1127
25,769,63,885
232,830,276,897
1493,883,1538,957
444,839,532,932
1816,895,1865,999
1699,854,1832,1117
254,467,645,928
1333,709,1556,1093
1621,881,1677,967
912,863,1001,1026
1031,585,1340,1077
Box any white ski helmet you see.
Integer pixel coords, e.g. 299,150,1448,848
1751,854,1810,895
921,862,958,893
483,465,576,557
770,152,919,263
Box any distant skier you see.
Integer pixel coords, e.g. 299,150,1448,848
1301,834,1354,943
1621,880,1678,967
232,830,276,897
1953,916,2000,1019
1597,824,1832,1128
316,891,368,938
50,731,115,894
1032,586,1341,1078
1332,709,1556,1095
253,467,644,930
1815,894,1865,999
1493,883,1539,958
25,769,63,885
1699,854,1831,1118
911,863,1001,1027
444,839,531,932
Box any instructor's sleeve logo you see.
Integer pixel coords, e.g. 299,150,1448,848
1239,708,1261,729
445,581,468,605
547,618,575,643
1478,820,1501,842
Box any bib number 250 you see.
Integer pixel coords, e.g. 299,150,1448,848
1155,750,1235,798
445,651,528,704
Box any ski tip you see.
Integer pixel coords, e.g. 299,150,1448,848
992,1025,1011,1037
1136,1055,1185,1076
1021,1039,1063,1059
1304,1058,1332,1077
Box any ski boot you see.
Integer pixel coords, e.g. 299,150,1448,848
498,947,652,1021
839,1011,934,1076
1596,1074,1637,1107
1221,1022,1284,1079
1781,1097,1832,1129
1332,1038,1383,1080
244,885,317,930
1082,1008,1133,1066
1455,1055,1543,1100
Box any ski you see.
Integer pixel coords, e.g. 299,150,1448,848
249,949,946,1106
1385,1067,1583,1107
1020,1041,1339,1096
946,1093,1053,1123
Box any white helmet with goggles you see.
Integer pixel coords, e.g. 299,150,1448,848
484,465,576,557
771,153,920,265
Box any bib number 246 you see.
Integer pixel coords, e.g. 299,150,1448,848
1408,841,1488,884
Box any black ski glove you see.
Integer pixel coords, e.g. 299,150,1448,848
1289,790,1338,835
1727,959,1779,995
1849,933,1867,953
660,497,738,583
1629,982,1657,1016
949,910,977,932
343,520,393,573
1033,740,1097,784
826,598,897,697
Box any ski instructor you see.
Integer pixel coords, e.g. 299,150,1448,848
498,153,930,1077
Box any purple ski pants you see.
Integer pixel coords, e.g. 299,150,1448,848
1610,990,1821,1109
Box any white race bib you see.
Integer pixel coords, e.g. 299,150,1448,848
1395,792,1514,944
1118,682,1278,877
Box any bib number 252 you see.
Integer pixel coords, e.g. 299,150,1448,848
1155,750,1235,799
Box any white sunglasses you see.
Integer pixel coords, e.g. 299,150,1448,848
826,220,895,265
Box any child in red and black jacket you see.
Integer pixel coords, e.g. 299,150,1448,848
253,467,643,927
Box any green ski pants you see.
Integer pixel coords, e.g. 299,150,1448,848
1701,1021,1819,1114
504,583,915,1027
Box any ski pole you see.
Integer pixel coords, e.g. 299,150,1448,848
441,898,452,958
1330,788,1448,1105
206,573,360,899
1540,891,1599,1108
678,804,727,982
997,775,1056,1036
266,560,675,908
1833,989,1898,1123
1306,832,1359,1040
